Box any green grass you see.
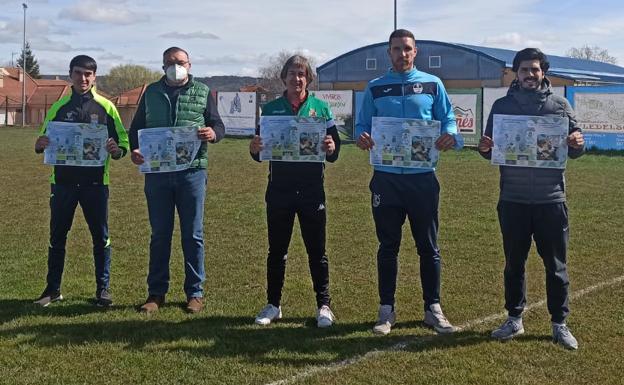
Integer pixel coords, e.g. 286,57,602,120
1,127,623,385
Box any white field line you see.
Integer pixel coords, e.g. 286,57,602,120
265,274,624,385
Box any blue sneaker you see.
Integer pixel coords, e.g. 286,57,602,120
491,317,524,340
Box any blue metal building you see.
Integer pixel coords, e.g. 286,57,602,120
317,41,624,90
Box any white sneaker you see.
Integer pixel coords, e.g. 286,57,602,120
316,305,335,328
491,317,525,340
254,304,282,325
372,305,396,335
424,303,458,334
552,323,578,350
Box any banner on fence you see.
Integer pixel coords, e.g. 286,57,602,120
448,88,482,146
217,92,257,136
310,90,354,140
567,85,624,150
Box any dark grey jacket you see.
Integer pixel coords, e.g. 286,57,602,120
480,78,584,204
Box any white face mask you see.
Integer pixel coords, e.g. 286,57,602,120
165,64,188,82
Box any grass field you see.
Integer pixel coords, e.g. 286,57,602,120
1,127,623,385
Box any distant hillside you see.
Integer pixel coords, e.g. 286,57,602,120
195,76,261,91
41,74,263,94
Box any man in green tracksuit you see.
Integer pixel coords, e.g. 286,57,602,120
34,55,129,307
250,55,340,328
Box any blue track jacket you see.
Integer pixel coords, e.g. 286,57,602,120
356,67,463,174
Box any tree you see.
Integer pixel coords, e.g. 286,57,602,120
97,64,162,96
258,50,317,94
566,45,617,65
17,42,40,79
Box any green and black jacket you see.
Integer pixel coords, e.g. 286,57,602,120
252,92,341,188
38,86,129,185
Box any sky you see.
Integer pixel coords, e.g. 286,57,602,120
1,0,623,77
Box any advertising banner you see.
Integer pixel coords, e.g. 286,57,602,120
218,92,257,136
310,90,354,140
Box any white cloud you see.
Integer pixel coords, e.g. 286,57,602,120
159,31,219,40
4,0,624,76
98,53,125,61
483,33,544,49
59,1,149,25
239,67,260,77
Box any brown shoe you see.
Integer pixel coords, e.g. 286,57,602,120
140,295,165,314
186,297,204,314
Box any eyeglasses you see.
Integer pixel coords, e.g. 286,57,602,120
164,61,189,66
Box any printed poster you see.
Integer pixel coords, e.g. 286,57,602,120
44,121,108,166
370,117,441,168
138,126,200,173
259,116,326,162
492,114,568,169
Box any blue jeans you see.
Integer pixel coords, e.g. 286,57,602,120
144,168,207,298
46,183,111,292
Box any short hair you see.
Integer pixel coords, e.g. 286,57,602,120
512,48,550,72
388,29,416,45
69,55,97,73
280,55,315,86
163,46,190,61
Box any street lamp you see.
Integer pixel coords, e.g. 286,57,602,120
394,0,397,30
21,2,27,126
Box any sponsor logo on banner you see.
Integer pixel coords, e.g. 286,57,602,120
453,106,475,133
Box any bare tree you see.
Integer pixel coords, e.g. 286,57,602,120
258,50,317,94
97,64,162,96
566,45,617,65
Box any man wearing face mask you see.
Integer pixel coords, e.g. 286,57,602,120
479,48,584,349
129,46,225,314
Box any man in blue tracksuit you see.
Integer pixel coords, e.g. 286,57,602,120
356,29,463,335
479,48,585,350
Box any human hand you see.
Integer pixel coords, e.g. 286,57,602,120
322,135,335,155
198,126,216,142
35,135,49,153
130,149,145,165
567,131,584,149
356,132,374,150
435,133,456,151
478,135,494,153
106,138,122,159
249,135,263,155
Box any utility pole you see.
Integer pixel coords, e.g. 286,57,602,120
394,0,397,30
21,2,28,126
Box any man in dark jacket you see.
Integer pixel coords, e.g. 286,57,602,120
34,55,129,308
478,48,585,349
129,47,225,314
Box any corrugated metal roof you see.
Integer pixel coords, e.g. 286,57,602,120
456,44,624,72
318,41,624,84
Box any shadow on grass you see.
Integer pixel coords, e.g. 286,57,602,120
0,300,504,368
0,298,125,323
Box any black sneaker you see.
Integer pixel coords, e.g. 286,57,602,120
95,288,113,307
33,288,63,307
